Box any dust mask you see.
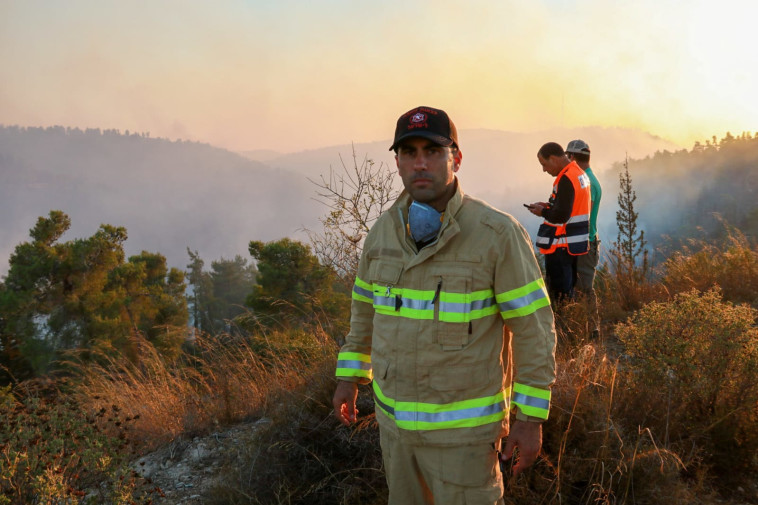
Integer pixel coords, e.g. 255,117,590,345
408,201,443,244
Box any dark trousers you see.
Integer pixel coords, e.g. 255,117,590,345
576,239,600,332
544,248,577,303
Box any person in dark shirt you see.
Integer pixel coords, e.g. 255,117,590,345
527,142,591,304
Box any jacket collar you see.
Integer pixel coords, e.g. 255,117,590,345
556,160,580,180
393,177,465,218
392,178,464,261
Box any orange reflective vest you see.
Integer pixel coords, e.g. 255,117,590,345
536,161,591,255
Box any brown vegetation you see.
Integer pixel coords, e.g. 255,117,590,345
3,238,758,504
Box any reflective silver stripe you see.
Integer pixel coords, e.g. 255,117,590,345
373,295,396,309
543,216,588,227
336,359,372,371
472,297,497,311
512,392,550,411
439,297,497,314
353,284,373,299
395,402,504,423
400,297,435,311
566,235,589,243
566,214,589,223
536,236,551,245
498,288,546,312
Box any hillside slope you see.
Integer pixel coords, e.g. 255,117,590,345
0,126,323,274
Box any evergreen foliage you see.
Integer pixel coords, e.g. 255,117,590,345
0,211,187,380
186,250,257,335
606,131,758,251
616,289,758,482
246,238,350,333
606,157,653,313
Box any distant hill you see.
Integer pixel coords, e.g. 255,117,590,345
1,124,686,277
245,126,681,252
0,126,322,275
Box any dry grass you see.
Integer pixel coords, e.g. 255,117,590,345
206,355,385,505
68,325,337,453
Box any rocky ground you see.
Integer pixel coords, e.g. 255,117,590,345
127,418,271,504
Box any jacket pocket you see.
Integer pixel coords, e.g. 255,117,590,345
432,269,473,351
369,259,403,286
372,356,390,381
536,222,558,250
429,360,488,392
368,260,403,337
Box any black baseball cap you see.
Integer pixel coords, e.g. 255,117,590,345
389,106,458,151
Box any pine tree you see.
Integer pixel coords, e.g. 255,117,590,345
186,249,213,334
0,211,188,377
246,238,349,332
610,157,650,311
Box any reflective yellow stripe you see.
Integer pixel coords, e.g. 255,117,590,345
358,278,549,322
511,382,551,420
496,279,551,319
439,289,499,322
336,351,373,381
373,381,506,430
373,286,435,319
352,276,373,304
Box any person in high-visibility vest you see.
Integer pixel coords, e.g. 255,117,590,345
566,139,602,338
333,106,557,505
527,142,591,304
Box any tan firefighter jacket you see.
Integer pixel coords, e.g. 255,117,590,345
336,182,556,445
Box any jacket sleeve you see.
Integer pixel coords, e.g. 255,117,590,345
334,237,375,385
494,218,557,421
542,175,575,224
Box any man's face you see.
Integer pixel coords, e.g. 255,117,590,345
395,137,461,211
538,154,562,177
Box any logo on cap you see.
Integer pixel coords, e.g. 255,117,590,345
411,113,426,123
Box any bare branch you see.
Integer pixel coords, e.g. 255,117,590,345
305,144,400,287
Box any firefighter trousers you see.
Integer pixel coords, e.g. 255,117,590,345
379,428,504,505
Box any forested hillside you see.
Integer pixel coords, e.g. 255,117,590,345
596,131,758,258
0,125,321,275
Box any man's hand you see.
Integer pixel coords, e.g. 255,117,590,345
332,380,359,426
527,202,546,217
501,420,542,476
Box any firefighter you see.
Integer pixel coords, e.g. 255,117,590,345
333,106,557,505
527,142,591,304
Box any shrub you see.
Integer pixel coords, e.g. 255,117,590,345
614,288,758,489
530,343,702,505
0,380,154,504
661,231,758,306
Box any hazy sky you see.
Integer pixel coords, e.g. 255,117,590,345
1,0,755,153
